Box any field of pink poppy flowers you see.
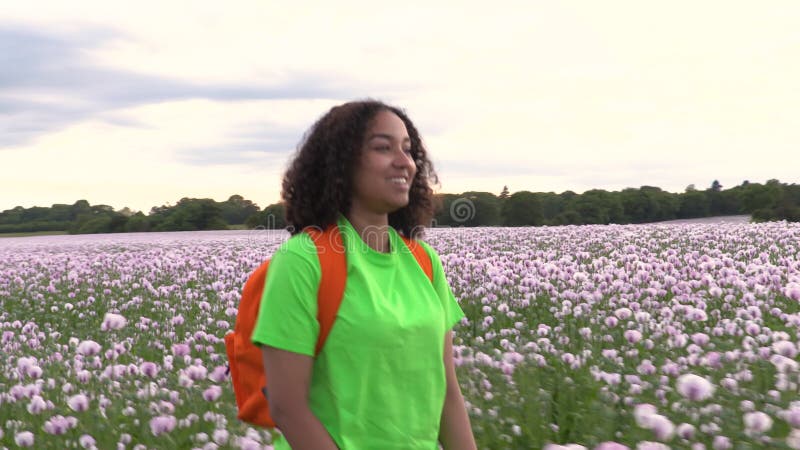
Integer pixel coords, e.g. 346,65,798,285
2,221,800,449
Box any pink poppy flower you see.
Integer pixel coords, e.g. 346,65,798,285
712,436,732,450
785,282,800,301
26,395,47,414
209,365,227,383
203,386,222,402
172,343,191,357
636,443,669,450
649,414,675,441
633,404,658,427
101,313,127,331
68,393,89,412
595,442,629,450
140,362,159,378
213,429,229,444
15,431,35,447
77,340,101,356
624,329,642,344
79,434,96,449
149,415,177,436
43,415,77,435
744,411,773,434
676,423,695,439
676,374,715,401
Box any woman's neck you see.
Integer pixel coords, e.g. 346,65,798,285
345,209,391,253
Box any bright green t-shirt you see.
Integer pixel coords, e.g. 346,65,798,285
251,214,465,450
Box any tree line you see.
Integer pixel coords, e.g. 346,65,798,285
431,180,799,227
1,180,798,235
0,195,258,234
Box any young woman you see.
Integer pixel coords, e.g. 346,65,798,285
251,100,476,449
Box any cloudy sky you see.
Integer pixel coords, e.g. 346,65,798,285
1,1,798,212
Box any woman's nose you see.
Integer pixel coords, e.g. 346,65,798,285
393,148,415,169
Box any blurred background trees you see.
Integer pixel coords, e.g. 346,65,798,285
2,179,799,235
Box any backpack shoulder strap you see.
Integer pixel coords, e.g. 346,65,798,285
236,259,270,337
305,224,347,355
400,235,433,283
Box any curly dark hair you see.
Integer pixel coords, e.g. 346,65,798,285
281,99,438,238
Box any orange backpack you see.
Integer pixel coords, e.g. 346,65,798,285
224,224,434,428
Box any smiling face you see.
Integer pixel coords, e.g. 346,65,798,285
349,110,418,217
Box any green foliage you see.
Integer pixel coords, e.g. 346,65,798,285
125,212,151,232
553,209,583,225
4,179,799,235
245,202,287,230
456,192,503,226
67,203,130,234
538,192,566,225
432,194,462,227
620,187,679,223
0,220,66,233
739,181,782,213
678,190,710,218
150,198,228,231
568,189,625,225
501,191,543,226
426,179,795,227
220,195,260,225
70,215,113,234
0,196,252,235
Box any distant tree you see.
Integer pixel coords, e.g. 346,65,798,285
432,193,460,227
125,212,151,232
569,189,624,225
434,192,501,226
620,188,647,223
751,181,800,223
456,191,501,226
553,209,583,225
646,187,679,221
49,204,72,222
501,191,543,226
0,206,25,225
221,194,260,225
152,198,227,231
678,190,709,218
538,192,566,225
6,178,799,234
560,190,578,203
784,184,800,206
706,182,724,215
245,202,287,230
739,181,781,213
70,200,92,220
556,191,583,224
69,216,112,234
22,206,51,222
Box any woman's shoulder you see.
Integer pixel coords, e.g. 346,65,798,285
400,234,436,255
397,234,443,268
271,231,320,267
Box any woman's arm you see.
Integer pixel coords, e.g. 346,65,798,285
261,346,339,450
439,331,477,450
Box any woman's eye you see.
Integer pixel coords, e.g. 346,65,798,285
403,148,413,154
